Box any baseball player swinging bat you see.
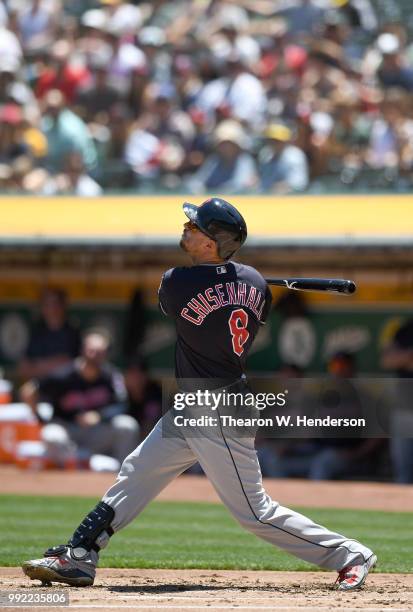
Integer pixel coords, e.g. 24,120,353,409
22,197,375,592
265,277,356,295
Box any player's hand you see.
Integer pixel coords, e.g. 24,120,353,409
75,411,101,427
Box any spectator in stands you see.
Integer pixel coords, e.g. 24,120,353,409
256,363,309,478
375,32,413,92
260,353,383,480
0,61,21,104
0,104,29,163
122,289,147,361
124,120,162,186
333,0,377,35
187,119,257,194
143,82,195,148
0,23,22,69
44,151,102,196
328,95,372,176
207,4,261,70
196,51,266,128
104,0,143,39
126,82,195,187
18,287,81,381
97,103,135,188
17,0,58,53
306,352,383,481
381,319,413,483
106,23,146,95
35,39,90,103
41,89,97,171
258,124,309,193
136,26,168,82
20,330,139,465
75,56,121,123
0,0,411,193
278,0,326,40
124,358,162,439
0,1,7,27
365,90,406,174
125,66,150,119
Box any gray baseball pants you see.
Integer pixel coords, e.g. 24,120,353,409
102,409,374,570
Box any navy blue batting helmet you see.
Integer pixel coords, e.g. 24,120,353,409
183,197,247,260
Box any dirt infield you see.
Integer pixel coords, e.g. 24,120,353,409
2,567,413,612
2,467,413,610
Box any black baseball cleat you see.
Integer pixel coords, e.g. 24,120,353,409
22,545,97,587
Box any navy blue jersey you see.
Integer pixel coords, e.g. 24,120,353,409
158,261,272,379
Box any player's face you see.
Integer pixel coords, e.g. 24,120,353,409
180,221,201,252
180,221,216,259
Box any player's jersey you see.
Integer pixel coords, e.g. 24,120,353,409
158,261,272,380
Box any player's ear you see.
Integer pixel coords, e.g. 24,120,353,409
206,238,218,256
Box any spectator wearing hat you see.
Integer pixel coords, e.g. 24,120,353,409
136,26,169,83
106,24,146,95
375,32,413,92
80,8,108,33
0,0,411,196
101,0,143,38
207,4,261,69
187,119,257,194
258,124,309,193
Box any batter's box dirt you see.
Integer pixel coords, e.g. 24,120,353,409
2,568,413,611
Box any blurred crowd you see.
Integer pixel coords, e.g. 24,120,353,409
1,0,413,195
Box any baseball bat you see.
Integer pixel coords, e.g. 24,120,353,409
265,278,356,295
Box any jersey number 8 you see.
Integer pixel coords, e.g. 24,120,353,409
228,308,249,356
